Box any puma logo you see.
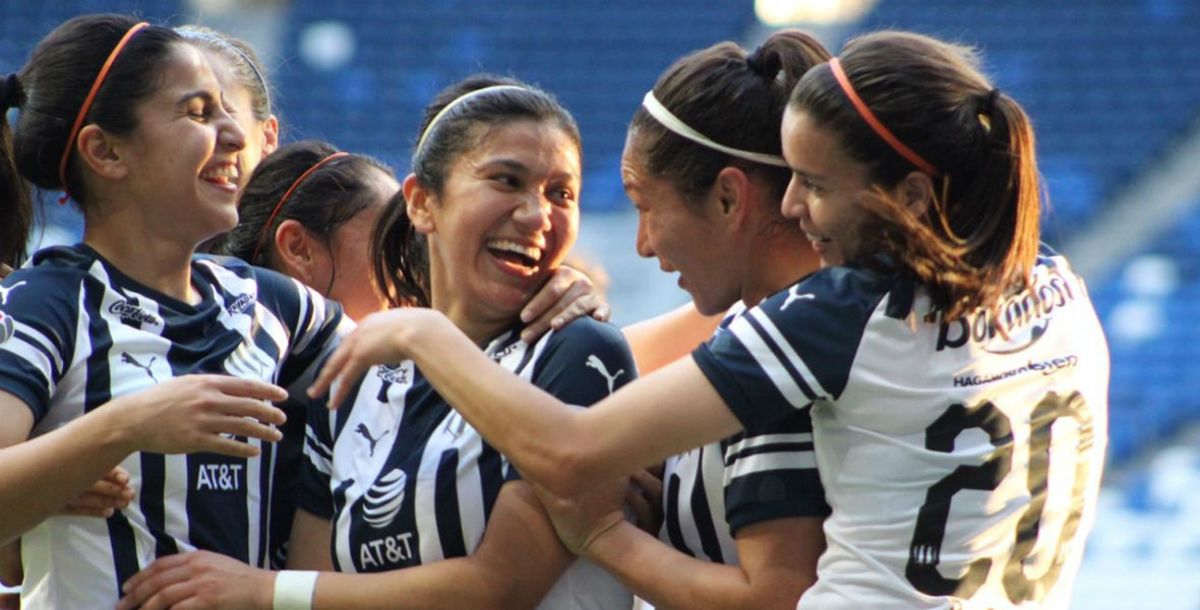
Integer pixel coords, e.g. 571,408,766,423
355,423,390,457
0,281,26,306
585,354,625,395
121,352,158,383
781,285,815,311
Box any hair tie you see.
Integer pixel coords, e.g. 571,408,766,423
981,88,1001,114
249,152,349,263
745,46,780,79
0,74,22,110
57,21,150,205
414,85,527,159
828,57,939,176
640,91,788,168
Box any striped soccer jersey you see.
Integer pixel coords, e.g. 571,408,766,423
660,302,827,566
301,316,636,610
693,252,1109,610
0,245,344,609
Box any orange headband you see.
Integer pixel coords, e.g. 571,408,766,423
249,152,350,263
829,58,939,176
58,21,151,203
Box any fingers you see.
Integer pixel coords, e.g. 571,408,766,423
213,397,287,429
521,275,608,343
204,375,289,404
521,269,574,325
118,555,191,610
308,343,365,410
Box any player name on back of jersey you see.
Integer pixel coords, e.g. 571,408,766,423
935,262,1077,353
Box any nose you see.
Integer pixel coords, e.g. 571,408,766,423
635,215,655,258
780,176,805,220
216,107,246,153
513,191,552,232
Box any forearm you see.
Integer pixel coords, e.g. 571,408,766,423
584,521,803,610
311,556,538,610
0,407,135,544
403,314,588,493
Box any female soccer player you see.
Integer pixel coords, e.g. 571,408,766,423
176,25,278,192
311,30,1110,610
559,30,832,610
119,75,637,610
0,14,346,608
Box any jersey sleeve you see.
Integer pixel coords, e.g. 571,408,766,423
528,317,638,408
0,268,79,422
251,266,349,389
297,393,338,519
513,318,637,482
692,267,889,432
722,410,830,534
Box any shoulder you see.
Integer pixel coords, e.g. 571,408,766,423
543,316,630,352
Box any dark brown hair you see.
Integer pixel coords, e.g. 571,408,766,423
213,140,394,270
375,74,580,307
176,25,272,121
631,30,831,204
790,30,1041,320
0,14,182,266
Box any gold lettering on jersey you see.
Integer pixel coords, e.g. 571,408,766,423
196,463,244,491
359,532,415,568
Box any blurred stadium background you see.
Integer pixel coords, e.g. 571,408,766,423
3,1,1198,607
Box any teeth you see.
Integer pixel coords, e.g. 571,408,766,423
201,165,240,181
806,233,831,244
487,239,543,263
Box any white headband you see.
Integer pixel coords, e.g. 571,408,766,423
414,85,529,157
640,91,789,168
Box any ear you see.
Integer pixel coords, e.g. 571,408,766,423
272,219,322,285
712,166,751,228
261,115,280,156
403,173,436,235
895,171,935,218
76,125,128,180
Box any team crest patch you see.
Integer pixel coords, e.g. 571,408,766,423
0,311,13,345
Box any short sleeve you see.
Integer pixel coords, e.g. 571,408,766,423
0,269,79,421
297,394,338,519
528,317,638,407
250,266,349,388
693,267,889,432
722,412,830,534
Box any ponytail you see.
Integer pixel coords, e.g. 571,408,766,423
0,73,32,268
371,190,429,308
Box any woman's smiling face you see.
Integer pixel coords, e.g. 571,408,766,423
416,119,581,327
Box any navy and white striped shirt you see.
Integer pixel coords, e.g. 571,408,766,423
693,253,1109,609
300,317,636,609
0,245,344,609
660,303,827,567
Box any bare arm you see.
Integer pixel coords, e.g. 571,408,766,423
310,308,744,498
0,377,287,545
119,482,574,610
286,508,335,571
584,517,823,610
623,302,723,374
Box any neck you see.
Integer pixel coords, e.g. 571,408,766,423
83,204,198,303
739,227,818,308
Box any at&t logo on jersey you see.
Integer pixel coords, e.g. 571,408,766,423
195,463,244,491
363,468,407,529
0,311,13,345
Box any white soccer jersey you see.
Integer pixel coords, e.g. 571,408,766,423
0,245,345,609
302,317,636,610
693,252,1109,610
660,302,827,566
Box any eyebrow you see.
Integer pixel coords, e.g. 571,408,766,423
483,158,579,183
175,90,215,106
793,167,829,183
